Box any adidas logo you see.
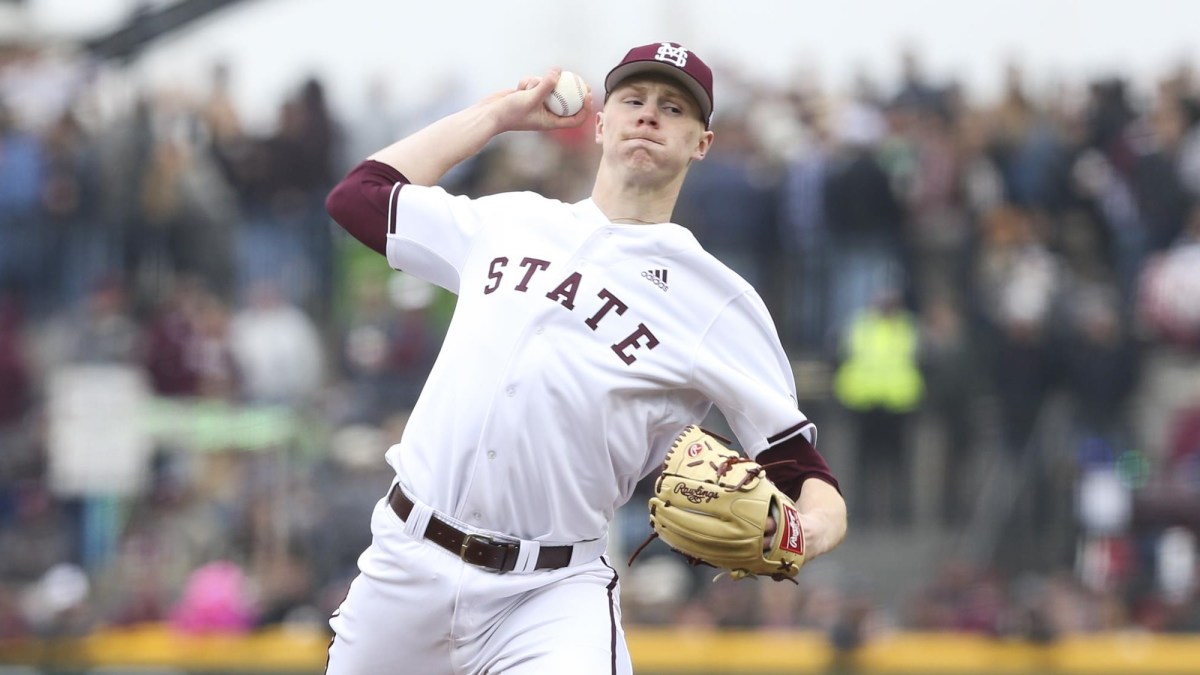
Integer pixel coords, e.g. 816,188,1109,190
641,268,669,291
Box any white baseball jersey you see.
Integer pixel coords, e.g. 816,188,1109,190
383,184,814,546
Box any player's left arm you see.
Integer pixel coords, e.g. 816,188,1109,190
796,476,848,558
692,292,848,559
758,432,847,559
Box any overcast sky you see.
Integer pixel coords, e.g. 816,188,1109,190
22,0,1200,129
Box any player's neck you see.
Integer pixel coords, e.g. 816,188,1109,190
590,172,679,226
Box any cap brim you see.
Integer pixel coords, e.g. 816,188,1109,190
604,61,712,124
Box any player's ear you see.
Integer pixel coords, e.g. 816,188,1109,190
692,129,714,161
594,111,605,145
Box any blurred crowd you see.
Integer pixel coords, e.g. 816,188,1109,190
1,37,1200,655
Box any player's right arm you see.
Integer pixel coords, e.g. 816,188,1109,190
326,69,591,256
370,68,591,186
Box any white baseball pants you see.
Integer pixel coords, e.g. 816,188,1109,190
326,495,633,674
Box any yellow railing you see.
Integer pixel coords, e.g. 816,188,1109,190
2,624,1199,673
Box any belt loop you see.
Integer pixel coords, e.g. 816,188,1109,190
401,493,434,540
513,540,542,573
568,535,609,566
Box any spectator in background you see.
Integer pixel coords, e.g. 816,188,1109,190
890,47,944,117
169,560,256,634
140,95,238,304
0,294,30,430
833,285,924,526
1138,205,1200,351
824,95,907,337
271,78,340,318
1060,285,1139,444
918,294,979,526
674,113,779,298
1069,78,1147,315
41,108,112,312
985,63,1064,210
216,77,340,318
291,78,339,193
779,97,834,351
201,62,243,151
91,94,154,305
975,204,1062,456
900,105,972,304
0,293,35,530
335,273,439,425
974,204,1071,564
0,98,46,302
1136,82,1194,254
228,279,324,406
141,278,238,399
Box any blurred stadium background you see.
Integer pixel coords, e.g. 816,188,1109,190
1,0,1200,673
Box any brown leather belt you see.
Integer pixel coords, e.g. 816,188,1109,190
389,486,574,572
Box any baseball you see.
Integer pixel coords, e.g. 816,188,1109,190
543,71,588,117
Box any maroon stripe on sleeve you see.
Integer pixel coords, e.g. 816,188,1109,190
757,431,841,499
767,420,815,445
325,160,411,256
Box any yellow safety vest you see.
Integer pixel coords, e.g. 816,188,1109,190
833,310,924,412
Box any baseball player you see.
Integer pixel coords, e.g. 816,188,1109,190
323,42,847,674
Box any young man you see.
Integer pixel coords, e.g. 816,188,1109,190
324,42,847,674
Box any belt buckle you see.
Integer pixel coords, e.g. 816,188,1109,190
459,533,492,561
460,533,518,571
453,533,501,564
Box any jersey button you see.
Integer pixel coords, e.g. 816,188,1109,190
472,512,482,521
487,451,496,460
535,326,544,335
506,386,515,396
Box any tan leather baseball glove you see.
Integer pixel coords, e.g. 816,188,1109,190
631,425,807,582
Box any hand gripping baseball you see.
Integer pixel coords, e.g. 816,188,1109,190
484,68,592,133
629,426,808,583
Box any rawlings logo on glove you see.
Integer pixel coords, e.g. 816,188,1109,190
673,483,720,504
629,425,807,583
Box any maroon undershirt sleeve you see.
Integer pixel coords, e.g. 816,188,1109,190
757,432,841,500
325,160,412,256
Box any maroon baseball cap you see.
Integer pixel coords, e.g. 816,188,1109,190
604,42,714,128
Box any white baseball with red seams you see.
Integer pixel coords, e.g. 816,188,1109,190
543,70,588,116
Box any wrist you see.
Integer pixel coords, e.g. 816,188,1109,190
797,512,826,559
798,507,848,559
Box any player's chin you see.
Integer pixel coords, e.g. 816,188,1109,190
622,148,681,175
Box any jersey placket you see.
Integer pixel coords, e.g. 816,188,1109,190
454,231,604,531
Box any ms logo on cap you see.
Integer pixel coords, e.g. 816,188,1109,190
655,43,690,68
